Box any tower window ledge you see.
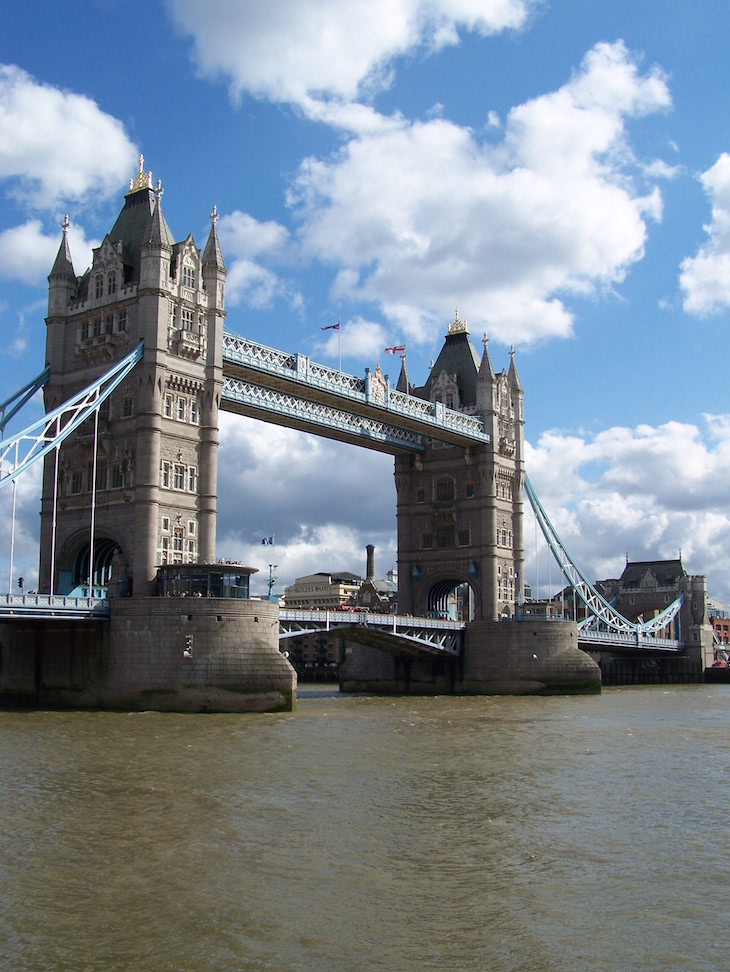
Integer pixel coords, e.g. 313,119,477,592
173,329,202,360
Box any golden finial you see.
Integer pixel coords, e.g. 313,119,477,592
129,154,153,193
448,306,468,334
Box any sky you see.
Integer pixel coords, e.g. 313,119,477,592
1,0,730,605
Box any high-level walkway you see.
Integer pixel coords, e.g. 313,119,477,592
221,331,490,453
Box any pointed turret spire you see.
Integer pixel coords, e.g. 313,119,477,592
143,180,171,251
478,332,495,381
49,214,75,279
508,344,522,392
396,352,410,394
202,204,226,271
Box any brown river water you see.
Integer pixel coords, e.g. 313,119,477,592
1,685,728,971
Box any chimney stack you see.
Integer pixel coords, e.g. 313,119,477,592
366,544,375,581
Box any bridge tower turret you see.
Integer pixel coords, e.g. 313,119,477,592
39,159,225,596
395,312,524,621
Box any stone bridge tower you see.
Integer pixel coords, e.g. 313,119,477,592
394,312,525,622
39,159,226,596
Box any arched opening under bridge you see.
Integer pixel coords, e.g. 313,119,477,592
69,537,125,596
426,578,476,622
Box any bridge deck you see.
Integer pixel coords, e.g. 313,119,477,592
221,331,490,452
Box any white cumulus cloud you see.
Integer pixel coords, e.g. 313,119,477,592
289,41,670,345
0,64,137,209
525,414,730,605
679,153,730,315
167,0,532,109
0,218,98,285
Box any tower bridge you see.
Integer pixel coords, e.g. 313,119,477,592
0,163,714,711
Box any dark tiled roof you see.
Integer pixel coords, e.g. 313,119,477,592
619,559,686,589
107,187,175,282
411,330,481,406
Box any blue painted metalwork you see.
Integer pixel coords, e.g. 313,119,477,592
222,378,426,454
0,366,51,435
0,342,143,490
221,330,490,449
279,609,464,655
524,473,684,643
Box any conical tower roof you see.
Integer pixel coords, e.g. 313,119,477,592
49,215,75,279
478,333,496,381
202,205,226,271
396,354,410,394
507,345,522,392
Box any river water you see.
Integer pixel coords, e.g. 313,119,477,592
1,685,728,972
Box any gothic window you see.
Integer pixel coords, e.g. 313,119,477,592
107,272,116,296
93,318,102,337
187,540,196,560
435,477,454,502
190,400,198,424
96,460,107,490
188,467,196,492
117,309,127,332
458,529,470,547
161,537,169,564
111,464,124,489
416,487,425,503
99,399,110,422
164,395,173,418
122,396,133,418
71,470,82,494
174,464,185,490
181,308,194,331
182,266,195,289
177,398,186,421
436,526,455,548
95,275,103,299
422,532,433,549
187,520,196,536
80,321,89,340
105,313,114,334
162,462,171,488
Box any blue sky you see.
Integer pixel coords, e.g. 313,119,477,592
2,0,730,604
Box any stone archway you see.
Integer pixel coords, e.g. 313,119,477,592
426,577,477,622
70,537,125,595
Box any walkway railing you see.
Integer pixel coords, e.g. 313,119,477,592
0,594,110,620
279,609,465,655
222,331,490,447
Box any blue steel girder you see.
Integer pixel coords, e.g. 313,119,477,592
0,342,143,489
222,330,490,449
222,377,425,454
278,610,464,656
0,365,51,435
524,473,685,640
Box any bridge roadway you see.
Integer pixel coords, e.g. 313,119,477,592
279,609,465,657
578,628,683,654
220,331,491,454
0,599,684,657
0,593,109,621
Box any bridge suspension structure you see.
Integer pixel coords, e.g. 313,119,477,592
0,341,143,491
523,473,684,639
0,341,144,596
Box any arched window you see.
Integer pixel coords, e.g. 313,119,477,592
435,477,454,502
